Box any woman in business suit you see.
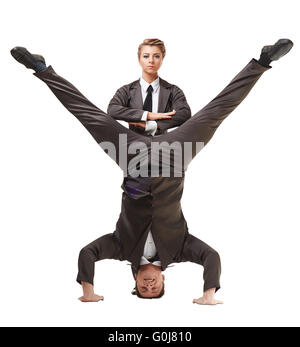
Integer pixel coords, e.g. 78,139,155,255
10,38,293,304
107,38,192,137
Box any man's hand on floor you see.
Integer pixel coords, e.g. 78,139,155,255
193,287,223,305
79,281,104,302
78,294,104,302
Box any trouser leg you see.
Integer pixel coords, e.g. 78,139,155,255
153,59,271,173
33,66,151,173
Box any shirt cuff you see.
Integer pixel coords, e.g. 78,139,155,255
145,121,158,136
141,111,148,121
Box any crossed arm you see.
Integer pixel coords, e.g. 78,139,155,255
107,85,191,133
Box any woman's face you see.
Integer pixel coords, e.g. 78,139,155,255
139,45,163,75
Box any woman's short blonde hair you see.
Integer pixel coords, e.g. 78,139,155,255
138,38,166,59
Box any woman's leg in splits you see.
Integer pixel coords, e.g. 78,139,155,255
152,58,271,173
33,66,151,174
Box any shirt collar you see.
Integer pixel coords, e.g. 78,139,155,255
139,76,160,94
140,256,161,267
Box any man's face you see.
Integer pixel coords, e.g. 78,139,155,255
138,45,163,75
135,263,165,298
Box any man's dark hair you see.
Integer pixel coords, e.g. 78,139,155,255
131,282,165,299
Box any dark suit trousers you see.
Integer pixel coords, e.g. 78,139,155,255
34,58,271,173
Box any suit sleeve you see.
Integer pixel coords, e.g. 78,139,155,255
156,85,191,132
178,234,221,292
107,86,145,122
76,233,123,285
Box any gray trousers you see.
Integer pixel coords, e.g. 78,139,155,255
34,58,271,176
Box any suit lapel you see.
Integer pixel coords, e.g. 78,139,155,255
158,77,171,113
129,80,144,110
130,77,172,113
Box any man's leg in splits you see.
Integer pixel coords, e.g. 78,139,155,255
32,65,152,173
10,47,151,175
154,58,271,172
155,37,293,173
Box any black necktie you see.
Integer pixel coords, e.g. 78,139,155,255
143,85,153,112
148,253,160,263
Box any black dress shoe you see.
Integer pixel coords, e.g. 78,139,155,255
10,46,46,70
262,38,294,61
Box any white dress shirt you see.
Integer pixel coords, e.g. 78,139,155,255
140,230,161,267
139,76,160,136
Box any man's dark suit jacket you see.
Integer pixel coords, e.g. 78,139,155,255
77,175,221,293
107,77,192,135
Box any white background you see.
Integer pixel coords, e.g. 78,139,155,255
0,0,299,327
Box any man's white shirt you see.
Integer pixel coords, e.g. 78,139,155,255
140,230,161,267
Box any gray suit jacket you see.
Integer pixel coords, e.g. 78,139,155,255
107,77,191,135
77,176,221,293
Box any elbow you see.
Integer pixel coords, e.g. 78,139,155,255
177,108,191,124
107,104,115,117
211,249,221,261
78,246,96,262
206,249,221,269
107,104,122,119
184,108,192,121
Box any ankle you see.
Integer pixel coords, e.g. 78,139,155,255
258,52,272,68
34,61,47,73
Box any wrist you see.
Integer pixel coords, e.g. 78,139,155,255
141,111,148,122
203,288,216,298
82,281,94,297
